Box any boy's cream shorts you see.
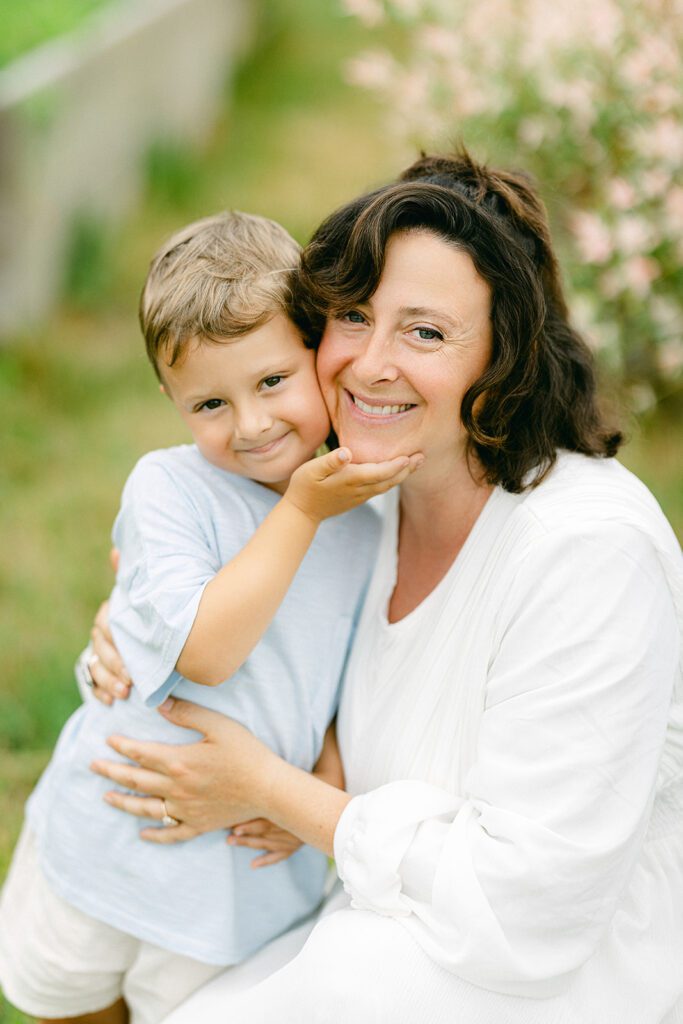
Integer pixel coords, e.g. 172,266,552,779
0,827,225,1024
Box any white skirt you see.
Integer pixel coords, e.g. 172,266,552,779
163,834,683,1024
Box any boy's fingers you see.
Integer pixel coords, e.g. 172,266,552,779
227,834,280,850
94,600,116,646
89,656,131,700
345,454,424,487
230,819,269,837
315,447,352,479
251,851,291,869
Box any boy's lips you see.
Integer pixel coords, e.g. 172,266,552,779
344,389,416,421
238,432,291,456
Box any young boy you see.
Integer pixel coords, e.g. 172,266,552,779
0,211,418,1024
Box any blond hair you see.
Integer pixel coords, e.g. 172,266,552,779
140,210,301,377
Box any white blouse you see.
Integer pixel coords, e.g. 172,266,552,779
335,452,683,1006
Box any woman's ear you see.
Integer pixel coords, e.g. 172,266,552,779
159,383,167,397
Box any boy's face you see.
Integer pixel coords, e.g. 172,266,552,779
160,314,330,493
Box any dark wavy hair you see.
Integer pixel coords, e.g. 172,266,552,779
290,152,622,492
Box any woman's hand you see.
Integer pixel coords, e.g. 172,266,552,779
90,697,280,843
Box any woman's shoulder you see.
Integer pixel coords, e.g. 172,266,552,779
515,452,678,549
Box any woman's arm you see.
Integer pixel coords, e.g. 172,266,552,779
228,722,346,866
91,701,350,855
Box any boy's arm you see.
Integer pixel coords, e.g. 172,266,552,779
311,721,345,789
177,448,420,685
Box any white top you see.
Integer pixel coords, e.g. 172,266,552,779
334,452,683,1005
28,445,380,965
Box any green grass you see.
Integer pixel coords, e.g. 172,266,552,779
0,0,114,69
0,2,681,1020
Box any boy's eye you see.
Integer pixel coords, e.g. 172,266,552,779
261,375,283,389
199,398,225,411
342,310,366,324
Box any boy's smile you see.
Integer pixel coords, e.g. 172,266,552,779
160,314,330,492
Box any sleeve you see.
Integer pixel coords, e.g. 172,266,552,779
107,456,230,706
333,525,679,996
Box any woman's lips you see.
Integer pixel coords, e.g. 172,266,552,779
344,389,416,422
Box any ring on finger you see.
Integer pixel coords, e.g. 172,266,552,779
161,799,180,827
75,650,96,689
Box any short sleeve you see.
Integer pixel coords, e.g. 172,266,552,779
108,455,229,705
334,525,679,995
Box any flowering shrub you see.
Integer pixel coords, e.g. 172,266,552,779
343,0,683,405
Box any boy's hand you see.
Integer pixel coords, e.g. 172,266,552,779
284,447,424,523
227,818,303,868
88,596,132,704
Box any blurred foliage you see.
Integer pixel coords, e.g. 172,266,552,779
0,0,113,69
343,0,683,408
63,212,112,308
145,139,205,208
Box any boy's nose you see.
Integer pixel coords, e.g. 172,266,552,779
234,402,273,441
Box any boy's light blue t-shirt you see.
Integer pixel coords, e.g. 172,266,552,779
27,445,380,965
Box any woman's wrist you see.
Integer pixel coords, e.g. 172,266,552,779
262,757,352,857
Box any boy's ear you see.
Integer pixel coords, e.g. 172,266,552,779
159,384,167,396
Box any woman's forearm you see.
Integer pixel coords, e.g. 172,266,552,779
261,757,352,857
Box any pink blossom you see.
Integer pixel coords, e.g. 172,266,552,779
613,216,654,256
664,187,683,231
607,178,638,210
584,0,623,50
388,0,424,17
518,117,547,148
634,118,683,167
641,168,670,199
656,341,683,378
341,0,385,28
345,50,397,91
570,212,613,264
623,255,660,297
418,24,459,60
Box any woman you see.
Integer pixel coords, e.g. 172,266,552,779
88,153,683,1022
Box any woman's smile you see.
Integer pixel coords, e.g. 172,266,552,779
345,389,417,421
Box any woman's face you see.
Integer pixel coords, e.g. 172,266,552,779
316,230,492,479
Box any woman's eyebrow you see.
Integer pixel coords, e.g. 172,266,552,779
398,306,463,331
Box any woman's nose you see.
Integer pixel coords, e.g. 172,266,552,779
351,326,399,385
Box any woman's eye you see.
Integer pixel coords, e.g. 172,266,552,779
412,326,443,342
343,310,366,324
199,398,225,411
261,375,283,389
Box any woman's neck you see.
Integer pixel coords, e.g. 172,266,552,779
388,458,492,623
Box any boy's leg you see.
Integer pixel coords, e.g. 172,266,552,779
0,827,136,1021
37,998,129,1024
122,944,224,1024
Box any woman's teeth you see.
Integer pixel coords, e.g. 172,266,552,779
352,396,413,416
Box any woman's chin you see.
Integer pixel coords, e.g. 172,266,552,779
341,434,415,465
